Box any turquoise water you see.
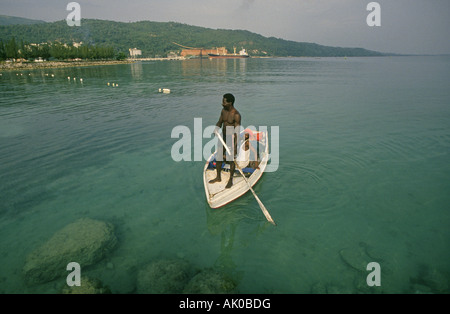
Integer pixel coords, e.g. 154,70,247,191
1,56,449,293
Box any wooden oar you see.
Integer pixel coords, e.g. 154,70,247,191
215,130,276,226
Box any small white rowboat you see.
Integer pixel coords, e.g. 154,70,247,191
203,130,269,208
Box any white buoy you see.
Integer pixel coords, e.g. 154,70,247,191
73,77,76,81
163,88,171,94
107,82,110,86
80,78,83,83
158,88,162,92
51,74,55,77
115,83,118,87
68,76,70,80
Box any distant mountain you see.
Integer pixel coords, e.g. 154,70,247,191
0,15,46,26
0,17,385,57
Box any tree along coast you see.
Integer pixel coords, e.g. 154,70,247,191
0,59,134,71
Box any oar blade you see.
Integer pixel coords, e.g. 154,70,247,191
251,188,276,225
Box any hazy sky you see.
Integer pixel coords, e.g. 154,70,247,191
1,0,449,54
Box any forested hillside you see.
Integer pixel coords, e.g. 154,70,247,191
0,18,385,58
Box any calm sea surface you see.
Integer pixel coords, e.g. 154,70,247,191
1,56,449,293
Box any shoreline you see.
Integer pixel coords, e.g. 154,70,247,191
0,60,135,71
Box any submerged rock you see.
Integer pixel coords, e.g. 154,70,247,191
411,283,432,294
411,266,450,293
137,259,193,294
422,268,450,293
310,282,327,294
339,247,373,273
61,276,111,294
23,218,118,285
183,268,237,294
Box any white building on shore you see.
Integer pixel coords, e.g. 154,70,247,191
129,48,142,59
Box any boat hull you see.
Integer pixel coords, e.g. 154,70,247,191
203,131,268,208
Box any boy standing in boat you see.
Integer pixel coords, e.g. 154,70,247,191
209,93,241,188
